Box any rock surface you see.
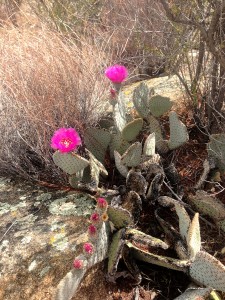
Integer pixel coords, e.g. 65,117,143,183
0,177,103,300
123,75,187,110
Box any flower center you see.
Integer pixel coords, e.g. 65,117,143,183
60,138,72,148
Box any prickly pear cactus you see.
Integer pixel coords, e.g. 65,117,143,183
121,118,143,142
121,142,142,167
147,115,169,153
148,95,173,117
114,150,129,177
143,132,156,156
190,251,225,292
173,287,213,300
107,206,134,229
109,132,130,158
87,150,108,188
53,152,89,175
188,190,225,233
132,82,151,118
168,111,189,150
187,213,201,259
107,228,125,278
127,241,189,272
84,128,111,163
51,66,225,300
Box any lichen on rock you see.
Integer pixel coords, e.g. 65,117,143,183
48,193,96,217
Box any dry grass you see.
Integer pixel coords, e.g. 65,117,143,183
0,0,174,182
0,26,111,181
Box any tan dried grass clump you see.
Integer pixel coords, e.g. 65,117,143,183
0,26,110,181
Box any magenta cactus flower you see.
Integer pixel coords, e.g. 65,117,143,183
97,197,108,210
105,65,128,83
51,127,81,153
83,242,95,255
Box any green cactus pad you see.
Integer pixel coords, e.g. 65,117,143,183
147,115,169,153
68,174,80,188
126,228,169,250
114,91,128,132
68,167,92,187
188,190,225,221
168,111,189,150
84,128,111,163
87,150,108,187
207,134,225,171
53,151,89,175
98,117,114,129
127,242,189,272
108,228,125,276
158,196,191,240
174,202,191,240
114,103,127,132
109,133,130,158
114,150,128,177
107,206,133,229
143,132,156,156
121,118,143,142
187,213,201,259
173,287,212,300
121,142,142,167
148,95,173,117
190,251,225,292
132,82,151,118
148,115,163,140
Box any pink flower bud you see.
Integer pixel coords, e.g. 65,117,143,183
110,88,117,98
105,65,128,83
73,258,84,269
90,212,100,224
97,197,108,210
88,224,97,237
83,242,95,255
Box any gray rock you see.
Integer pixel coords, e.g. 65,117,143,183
0,177,95,300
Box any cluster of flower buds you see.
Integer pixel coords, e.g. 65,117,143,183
73,197,109,270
